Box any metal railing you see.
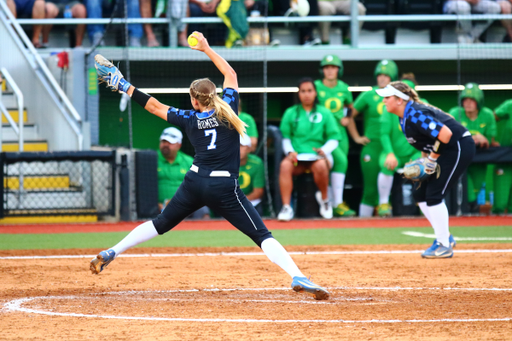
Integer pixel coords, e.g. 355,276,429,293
0,0,83,150
9,13,512,48
0,68,24,152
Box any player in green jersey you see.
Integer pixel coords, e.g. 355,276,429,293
349,59,398,217
239,134,265,215
314,54,356,217
492,99,512,214
449,83,498,210
376,73,426,216
278,78,342,221
238,99,259,153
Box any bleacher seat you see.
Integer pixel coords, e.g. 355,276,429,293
360,0,397,44
396,0,443,43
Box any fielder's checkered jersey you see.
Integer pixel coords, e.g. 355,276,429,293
400,101,468,153
166,88,240,174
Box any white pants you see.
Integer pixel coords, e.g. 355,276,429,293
318,0,366,42
443,0,501,39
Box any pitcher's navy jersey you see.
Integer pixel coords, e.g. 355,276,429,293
166,88,240,174
400,101,468,153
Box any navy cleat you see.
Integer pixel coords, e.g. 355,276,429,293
291,276,330,300
421,243,453,259
425,234,457,253
90,249,116,274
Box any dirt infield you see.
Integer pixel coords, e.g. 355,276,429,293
1,244,511,340
1,215,510,234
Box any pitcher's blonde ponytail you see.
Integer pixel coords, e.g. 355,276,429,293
190,78,247,136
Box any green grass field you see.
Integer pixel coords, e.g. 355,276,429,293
1,226,511,250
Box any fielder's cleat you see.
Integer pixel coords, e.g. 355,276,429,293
377,203,392,217
425,235,457,252
333,202,356,217
90,249,116,274
291,276,330,300
421,243,453,259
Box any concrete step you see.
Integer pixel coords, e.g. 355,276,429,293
4,174,70,190
1,123,38,140
2,140,48,152
2,109,28,124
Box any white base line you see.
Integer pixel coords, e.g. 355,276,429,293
4,295,512,324
2,249,512,260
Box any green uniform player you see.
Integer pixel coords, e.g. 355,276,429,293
492,99,512,214
157,149,193,204
315,54,356,217
449,83,497,207
239,99,259,152
278,78,342,221
349,59,398,217
239,134,265,215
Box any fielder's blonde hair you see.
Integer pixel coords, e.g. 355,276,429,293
190,78,247,136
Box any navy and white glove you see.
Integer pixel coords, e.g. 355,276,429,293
94,54,131,93
402,157,440,183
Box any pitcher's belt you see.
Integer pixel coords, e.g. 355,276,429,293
190,164,238,178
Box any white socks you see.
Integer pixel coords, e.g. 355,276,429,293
331,172,345,207
359,203,374,217
261,238,304,279
426,202,450,247
418,202,432,224
378,173,394,205
111,220,159,256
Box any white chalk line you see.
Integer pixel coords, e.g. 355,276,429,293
402,231,512,241
2,248,512,260
3,293,512,324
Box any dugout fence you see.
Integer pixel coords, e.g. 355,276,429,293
0,151,116,218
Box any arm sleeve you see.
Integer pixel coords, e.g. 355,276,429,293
346,90,354,105
167,107,193,128
279,108,293,139
484,108,497,140
282,138,294,155
241,113,259,138
320,139,339,155
410,110,445,140
222,88,239,114
353,91,368,113
495,100,512,120
380,112,394,155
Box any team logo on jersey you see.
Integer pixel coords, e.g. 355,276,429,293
310,113,323,123
325,98,342,113
374,95,380,101
239,171,251,189
363,154,371,162
319,91,325,98
180,169,187,174
197,117,219,129
337,92,343,97
429,122,437,130
462,122,467,127
480,123,486,128
377,102,386,115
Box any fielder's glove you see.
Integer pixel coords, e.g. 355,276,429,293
401,157,440,183
94,54,131,93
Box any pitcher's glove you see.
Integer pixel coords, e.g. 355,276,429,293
94,54,131,93
401,157,440,183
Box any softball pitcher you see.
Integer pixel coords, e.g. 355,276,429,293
349,59,398,217
449,83,498,209
89,32,329,300
493,99,512,214
314,54,356,217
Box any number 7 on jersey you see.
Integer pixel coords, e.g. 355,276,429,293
205,129,217,150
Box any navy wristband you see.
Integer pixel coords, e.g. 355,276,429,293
131,88,151,108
